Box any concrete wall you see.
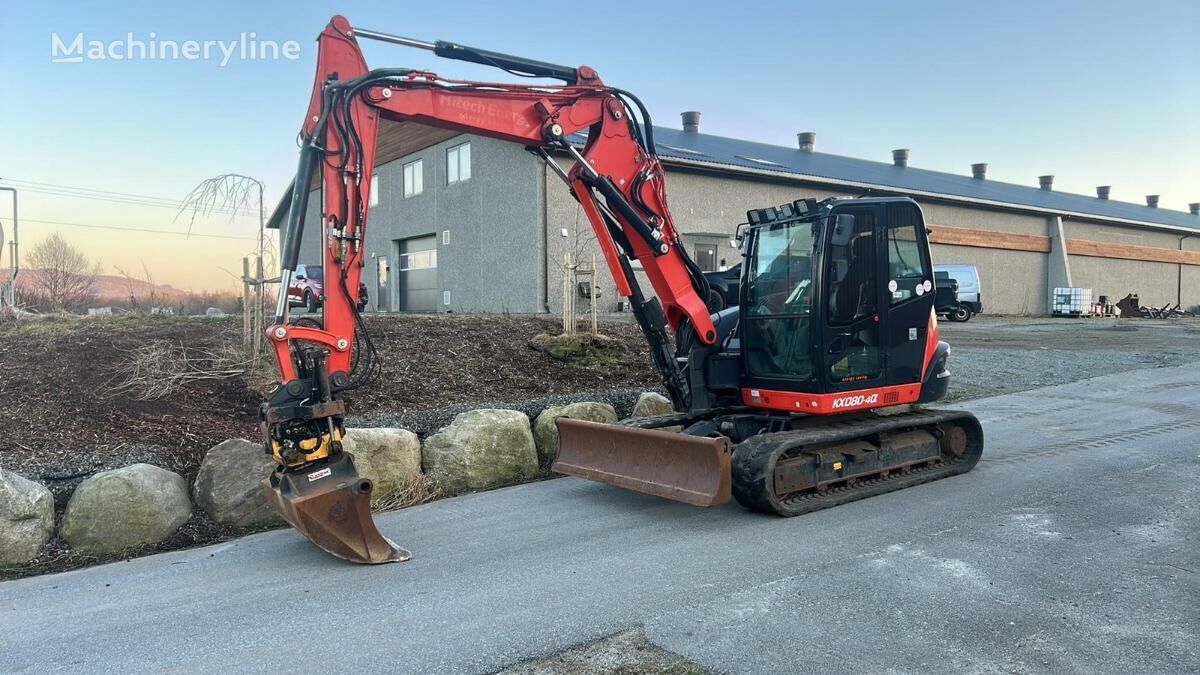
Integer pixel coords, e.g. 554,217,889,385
294,134,542,313
1065,218,1198,310
1183,236,1200,311
921,202,1047,237
929,243,1047,315
1067,256,1179,308
921,203,1052,313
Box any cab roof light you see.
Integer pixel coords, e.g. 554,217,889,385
793,198,817,216
746,206,780,225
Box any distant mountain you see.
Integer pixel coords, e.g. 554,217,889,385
14,269,187,304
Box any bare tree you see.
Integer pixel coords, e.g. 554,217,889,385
178,173,271,357
22,232,101,312
113,261,161,315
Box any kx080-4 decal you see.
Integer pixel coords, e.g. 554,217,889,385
830,393,880,409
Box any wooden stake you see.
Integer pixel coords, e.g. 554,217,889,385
253,255,264,361
242,256,252,350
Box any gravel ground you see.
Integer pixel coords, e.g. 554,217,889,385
940,316,1200,402
501,631,710,675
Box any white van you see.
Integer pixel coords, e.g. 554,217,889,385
934,264,982,317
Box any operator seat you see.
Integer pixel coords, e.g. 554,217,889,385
831,235,875,323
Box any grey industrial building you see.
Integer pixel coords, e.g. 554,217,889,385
285,116,1200,316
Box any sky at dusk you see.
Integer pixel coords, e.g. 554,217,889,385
0,0,1196,292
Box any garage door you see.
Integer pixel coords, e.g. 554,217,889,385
398,235,438,312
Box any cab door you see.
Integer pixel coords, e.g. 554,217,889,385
819,204,886,393
880,201,936,385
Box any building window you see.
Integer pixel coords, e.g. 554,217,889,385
443,290,451,306
403,160,423,198
447,142,471,184
398,249,437,271
693,243,717,272
369,174,379,206
442,229,450,245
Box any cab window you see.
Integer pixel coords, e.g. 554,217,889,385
743,220,815,381
885,203,930,304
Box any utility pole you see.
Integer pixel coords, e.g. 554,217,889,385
255,181,265,360
0,186,17,308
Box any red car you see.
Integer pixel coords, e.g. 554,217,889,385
288,263,369,312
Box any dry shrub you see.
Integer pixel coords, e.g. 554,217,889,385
110,339,251,400
371,474,443,513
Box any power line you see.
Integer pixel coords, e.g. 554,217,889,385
0,179,258,216
2,178,195,204
20,217,259,241
4,186,256,217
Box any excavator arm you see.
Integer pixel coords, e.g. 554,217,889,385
261,16,716,563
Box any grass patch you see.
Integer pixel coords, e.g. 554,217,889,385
372,473,443,512
529,332,630,367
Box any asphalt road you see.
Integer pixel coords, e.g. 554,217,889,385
3,363,1198,674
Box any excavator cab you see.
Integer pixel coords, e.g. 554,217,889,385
738,197,944,409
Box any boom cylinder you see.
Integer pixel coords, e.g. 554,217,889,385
275,145,319,322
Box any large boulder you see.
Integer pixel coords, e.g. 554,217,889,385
342,428,422,505
0,469,55,565
532,402,619,466
632,392,675,418
60,464,191,554
422,409,537,495
193,439,281,528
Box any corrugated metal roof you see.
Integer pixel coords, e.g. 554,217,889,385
572,127,1199,232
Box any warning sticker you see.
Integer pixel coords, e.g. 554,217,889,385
307,467,332,482
915,284,925,296
923,279,933,292
888,279,898,293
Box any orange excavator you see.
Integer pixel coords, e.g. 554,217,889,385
261,16,983,563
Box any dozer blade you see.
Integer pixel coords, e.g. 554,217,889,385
262,452,410,564
552,418,732,507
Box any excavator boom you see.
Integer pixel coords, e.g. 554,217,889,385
262,16,725,563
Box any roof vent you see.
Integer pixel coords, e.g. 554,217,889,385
1146,194,1159,208
1190,202,1199,216
798,131,816,152
1039,175,1054,191
681,111,701,133
892,148,909,167
1097,185,1111,200
971,163,987,180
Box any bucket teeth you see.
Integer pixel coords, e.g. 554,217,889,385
262,453,410,564
552,417,732,507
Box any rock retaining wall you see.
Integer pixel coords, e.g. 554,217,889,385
2,392,672,566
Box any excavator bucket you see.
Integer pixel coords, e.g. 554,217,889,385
552,418,732,507
261,452,410,564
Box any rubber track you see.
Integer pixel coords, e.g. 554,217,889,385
731,408,984,517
